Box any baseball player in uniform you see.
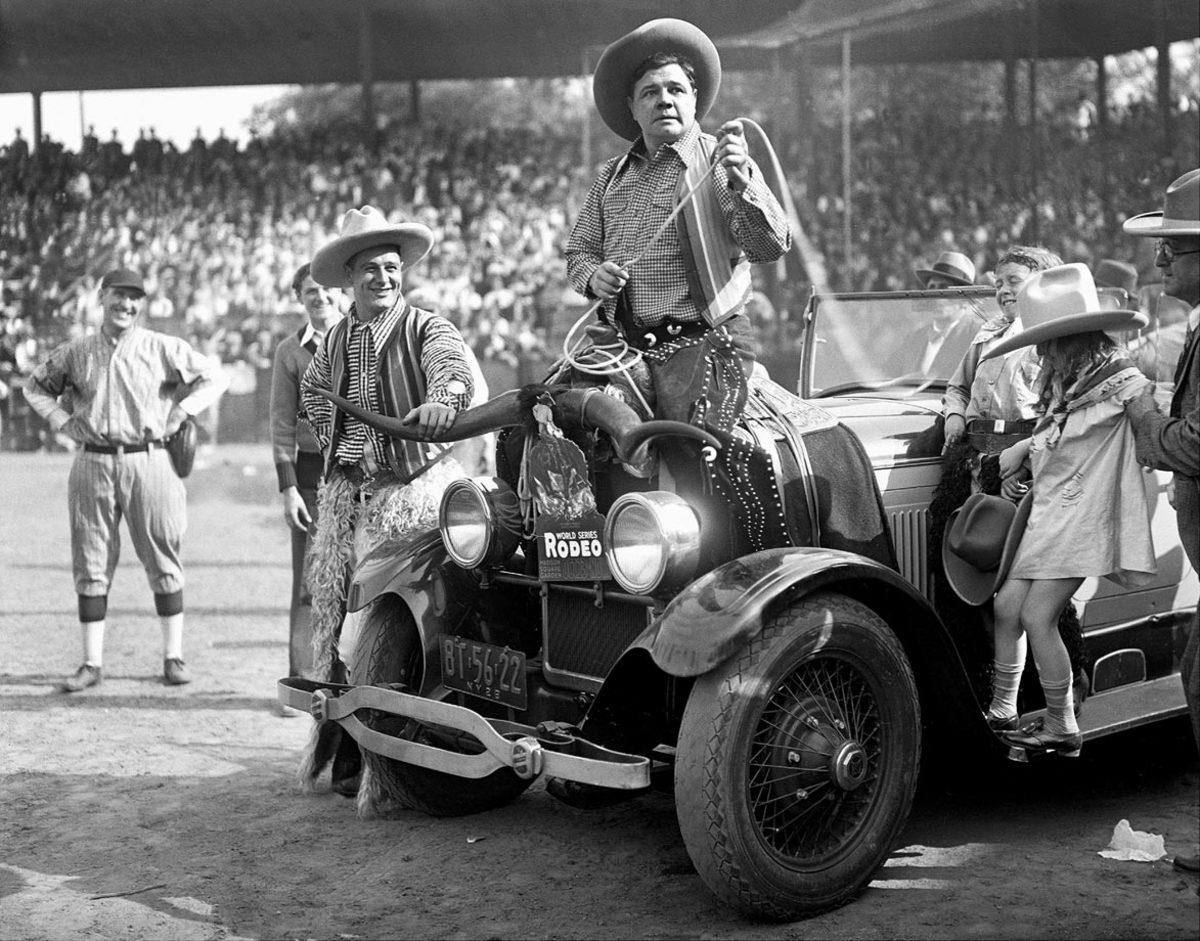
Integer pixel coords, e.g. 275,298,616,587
23,267,226,691
270,262,344,699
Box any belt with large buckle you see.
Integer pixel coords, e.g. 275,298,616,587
965,418,1036,456
627,318,708,351
965,418,1035,436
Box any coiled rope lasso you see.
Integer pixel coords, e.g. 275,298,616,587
557,117,831,413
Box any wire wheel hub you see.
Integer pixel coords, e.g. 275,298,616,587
830,739,868,791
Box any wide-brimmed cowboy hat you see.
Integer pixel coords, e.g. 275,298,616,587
1122,168,1200,237
310,206,434,288
943,491,1033,607
982,263,1147,361
592,18,721,141
915,251,976,288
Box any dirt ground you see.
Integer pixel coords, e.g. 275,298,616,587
2,445,1198,941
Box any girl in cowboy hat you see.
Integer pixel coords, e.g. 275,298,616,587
981,263,1154,755
928,246,1091,706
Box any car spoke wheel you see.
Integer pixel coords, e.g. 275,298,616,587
749,658,881,865
674,590,921,919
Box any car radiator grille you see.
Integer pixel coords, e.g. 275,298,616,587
888,507,932,598
542,588,651,692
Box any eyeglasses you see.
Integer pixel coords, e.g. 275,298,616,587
1156,239,1200,263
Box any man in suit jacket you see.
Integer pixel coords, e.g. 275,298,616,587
1122,168,1200,873
270,262,344,698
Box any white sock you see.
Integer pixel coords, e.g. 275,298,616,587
160,614,184,660
82,620,105,667
988,658,1025,720
1042,674,1079,735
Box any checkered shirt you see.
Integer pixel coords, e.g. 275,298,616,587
565,123,790,329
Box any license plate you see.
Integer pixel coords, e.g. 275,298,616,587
440,636,528,711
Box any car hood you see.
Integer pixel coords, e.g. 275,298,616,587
814,394,943,464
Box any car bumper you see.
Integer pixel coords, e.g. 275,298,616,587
277,677,651,789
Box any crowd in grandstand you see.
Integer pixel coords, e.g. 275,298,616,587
1,88,1197,448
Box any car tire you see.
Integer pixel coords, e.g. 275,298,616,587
352,594,531,817
674,590,921,919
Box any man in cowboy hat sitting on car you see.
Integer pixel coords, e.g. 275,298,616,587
564,17,791,550
566,18,790,424
297,206,475,806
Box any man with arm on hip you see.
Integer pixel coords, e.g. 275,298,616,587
24,267,225,691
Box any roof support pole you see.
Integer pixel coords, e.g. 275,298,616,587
1155,0,1172,164
841,31,852,281
1027,0,1040,243
358,0,376,152
1004,44,1018,198
1096,55,1111,231
410,81,421,124
31,90,42,153
792,47,814,179
581,45,592,175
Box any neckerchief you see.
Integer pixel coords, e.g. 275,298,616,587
1036,352,1144,448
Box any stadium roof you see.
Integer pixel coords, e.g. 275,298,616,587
1,0,1197,94
727,0,1200,64
0,1,799,93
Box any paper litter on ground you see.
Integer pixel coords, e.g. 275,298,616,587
1098,818,1166,862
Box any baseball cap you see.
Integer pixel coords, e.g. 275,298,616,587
100,267,146,297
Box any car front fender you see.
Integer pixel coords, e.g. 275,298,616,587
587,546,996,760
340,529,482,682
643,547,926,676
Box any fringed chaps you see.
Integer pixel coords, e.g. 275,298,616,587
298,458,463,801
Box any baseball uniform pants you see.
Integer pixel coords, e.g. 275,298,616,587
69,448,186,597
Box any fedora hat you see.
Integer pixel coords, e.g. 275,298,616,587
592,18,721,142
982,263,1147,361
915,251,976,288
943,491,1033,607
1093,258,1138,295
310,206,434,288
1122,168,1200,237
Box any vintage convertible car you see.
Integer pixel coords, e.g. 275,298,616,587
279,286,1196,920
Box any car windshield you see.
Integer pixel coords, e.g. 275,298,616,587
805,289,997,397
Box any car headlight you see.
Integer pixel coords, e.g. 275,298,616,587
603,492,700,595
440,477,522,569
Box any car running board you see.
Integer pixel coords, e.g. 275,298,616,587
1006,674,1187,763
277,677,650,789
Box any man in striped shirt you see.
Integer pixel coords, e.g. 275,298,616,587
296,207,474,801
24,267,225,691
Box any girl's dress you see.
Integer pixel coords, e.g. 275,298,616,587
1008,353,1157,586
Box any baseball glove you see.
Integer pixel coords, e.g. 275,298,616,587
166,418,198,478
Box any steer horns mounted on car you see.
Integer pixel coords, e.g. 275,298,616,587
312,385,722,462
